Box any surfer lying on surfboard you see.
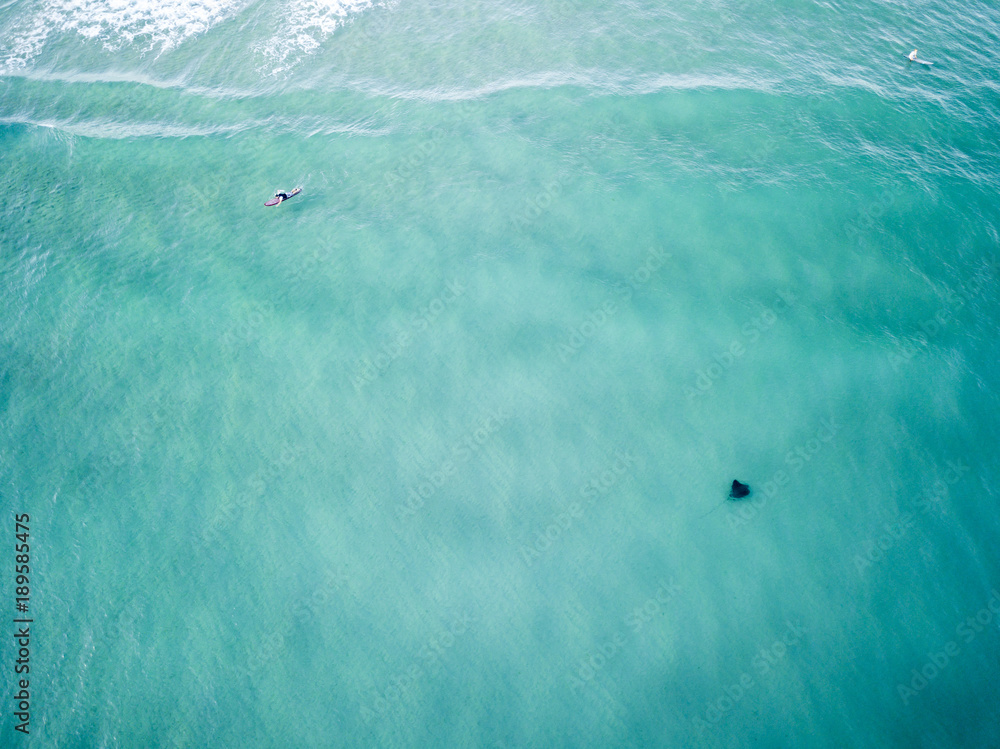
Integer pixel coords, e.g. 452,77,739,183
265,187,302,206
906,49,933,65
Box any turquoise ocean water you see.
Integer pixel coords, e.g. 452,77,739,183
2,0,999,745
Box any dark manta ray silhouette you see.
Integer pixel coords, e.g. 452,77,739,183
699,479,752,518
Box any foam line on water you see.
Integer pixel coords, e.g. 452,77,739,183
0,115,247,139
0,68,318,102
0,114,388,139
356,71,781,101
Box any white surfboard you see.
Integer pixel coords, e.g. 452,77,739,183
905,53,933,66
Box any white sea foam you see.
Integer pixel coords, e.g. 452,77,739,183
252,0,375,75
0,0,375,75
0,0,249,72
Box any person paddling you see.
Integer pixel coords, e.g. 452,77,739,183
908,49,918,61
264,187,302,207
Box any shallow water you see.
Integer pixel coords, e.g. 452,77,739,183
1,0,999,746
